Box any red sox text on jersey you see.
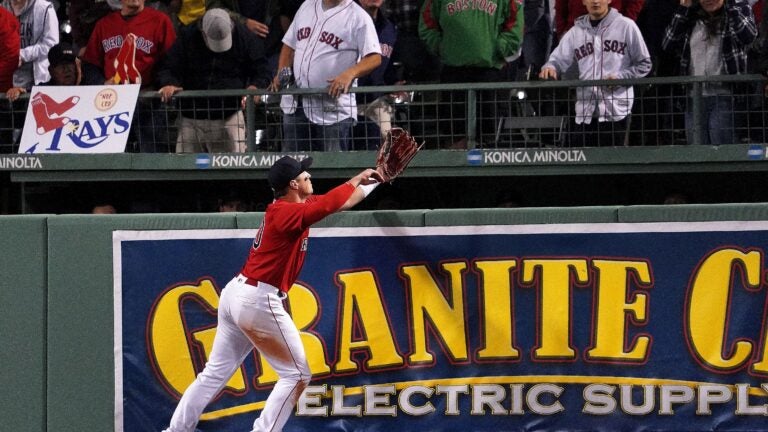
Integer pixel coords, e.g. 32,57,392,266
297,27,344,49
101,35,155,55
574,40,628,61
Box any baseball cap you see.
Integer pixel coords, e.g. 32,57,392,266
201,8,233,53
48,43,77,67
268,156,313,191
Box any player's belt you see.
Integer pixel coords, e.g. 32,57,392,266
237,274,281,295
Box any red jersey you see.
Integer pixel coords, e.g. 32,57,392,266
81,7,175,87
0,7,20,92
241,183,355,292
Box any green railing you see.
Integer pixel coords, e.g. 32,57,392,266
2,74,767,153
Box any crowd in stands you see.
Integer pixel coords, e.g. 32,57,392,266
1,0,768,152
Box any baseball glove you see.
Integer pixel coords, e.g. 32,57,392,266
375,127,424,182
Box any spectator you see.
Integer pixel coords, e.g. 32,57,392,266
663,191,689,204
496,188,523,207
419,0,524,148
156,8,271,153
663,0,757,145
81,0,177,152
2,0,59,97
69,0,121,56
521,0,553,73
207,0,269,38
273,0,382,151
540,0,652,146
168,0,204,29
92,203,117,213
40,42,103,86
0,7,19,153
635,0,680,146
386,0,440,82
353,0,398,150
217,190,249,211
205,0,285,74
0,6,20,93
555,0,644,40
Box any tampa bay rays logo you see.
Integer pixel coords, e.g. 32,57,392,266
30,92,80,134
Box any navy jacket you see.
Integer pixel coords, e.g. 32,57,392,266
156,20,271,120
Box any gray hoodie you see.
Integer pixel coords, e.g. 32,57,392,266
2,0,58,88
543,8,651,124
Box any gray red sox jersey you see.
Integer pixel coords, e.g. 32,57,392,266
280,0,381,125
542,8,651,124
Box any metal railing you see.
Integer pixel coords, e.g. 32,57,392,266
1,74,766,153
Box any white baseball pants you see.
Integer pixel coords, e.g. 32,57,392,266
163,275,311,432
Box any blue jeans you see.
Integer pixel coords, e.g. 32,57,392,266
282,106,354,151
685,95,735,145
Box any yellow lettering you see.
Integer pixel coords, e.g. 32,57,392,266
150,279,245,394
403,262,469,363
587,260,651,361
689,249,761,370
522,259,589,359
333,271,404,373
474,260,520,359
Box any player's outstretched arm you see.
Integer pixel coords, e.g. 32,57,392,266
340,168,384,210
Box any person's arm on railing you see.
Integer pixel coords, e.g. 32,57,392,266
155,29,186,103
270,44,295,91
539,30,575,80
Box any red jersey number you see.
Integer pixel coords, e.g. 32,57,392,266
252,219,265,250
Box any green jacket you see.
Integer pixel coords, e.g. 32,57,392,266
419,0,524,69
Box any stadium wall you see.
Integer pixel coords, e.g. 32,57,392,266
5,205,768,431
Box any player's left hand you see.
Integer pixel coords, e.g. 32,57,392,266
357,168,384,185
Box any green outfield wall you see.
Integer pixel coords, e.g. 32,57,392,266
4,205,768,431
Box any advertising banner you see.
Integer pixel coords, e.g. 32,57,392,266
114,222,768,431
18,85,140,154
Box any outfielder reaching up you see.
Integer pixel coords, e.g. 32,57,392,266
162,156,382,432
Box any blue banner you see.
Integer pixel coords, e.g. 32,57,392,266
114,223,768,431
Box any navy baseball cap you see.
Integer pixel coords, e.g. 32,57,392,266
48,42,77,67
268,156,313,191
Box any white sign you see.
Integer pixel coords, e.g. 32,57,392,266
18,84,140,154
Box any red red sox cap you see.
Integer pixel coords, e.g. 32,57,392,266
268,156,313,191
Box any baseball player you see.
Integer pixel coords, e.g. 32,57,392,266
161,156,382,432
273,0,382,151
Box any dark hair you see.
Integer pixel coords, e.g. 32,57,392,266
695,4,724,39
